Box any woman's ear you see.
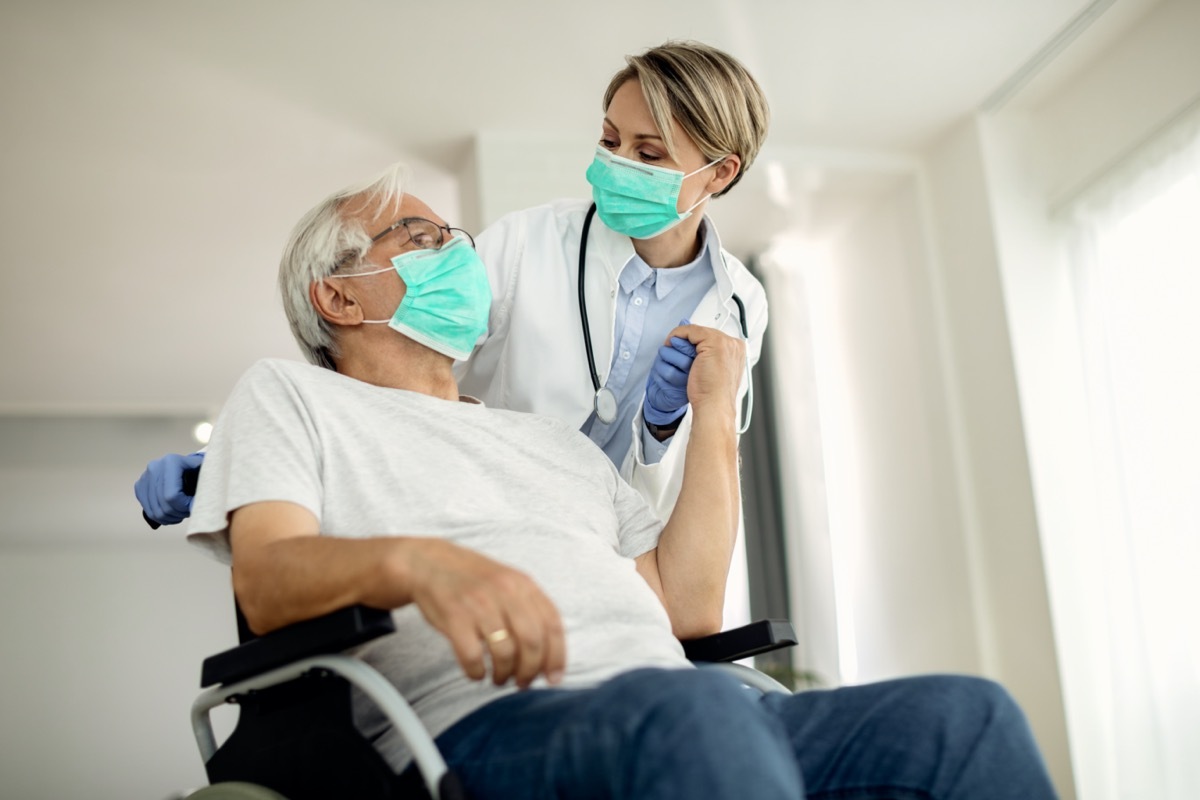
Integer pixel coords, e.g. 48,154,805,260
706,154,742,196
310,278,363,327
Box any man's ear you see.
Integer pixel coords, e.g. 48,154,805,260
310,279,363,327
706,154,742,196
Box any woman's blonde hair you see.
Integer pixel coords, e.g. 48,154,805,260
603,41,770,197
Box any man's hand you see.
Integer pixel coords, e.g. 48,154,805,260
230,503,566,689
668,323,745,418
406,539,566,689
134,451,206,525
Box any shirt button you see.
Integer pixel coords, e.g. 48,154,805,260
634,297,643,306
621,351,631,360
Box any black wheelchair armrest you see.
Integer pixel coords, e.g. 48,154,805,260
200,604,396,688
681,619,797,663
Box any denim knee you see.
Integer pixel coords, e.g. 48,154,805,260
905,674,1011,709
581,668,803,799
901,675,1026,734
760,674,1054,799
892,674,1054,798
593,667,766,742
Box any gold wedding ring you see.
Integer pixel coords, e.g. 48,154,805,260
485,628,511,645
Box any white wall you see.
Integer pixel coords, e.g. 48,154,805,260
919,115,1075,797
756,128,1075,795
466,131,593,230
0,12,461,796
0,4,460,416
1031,0,1200,208
976,1,1200,796
0,544,236,800
760,122,1077,794
818,175,984,680
0,414,241,799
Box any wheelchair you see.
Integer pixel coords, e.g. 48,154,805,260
165,466,798,799
185,602,797,800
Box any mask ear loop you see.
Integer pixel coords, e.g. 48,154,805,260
324,265,393,279
682,155,727,180
322,264,398,324
678,156,728,217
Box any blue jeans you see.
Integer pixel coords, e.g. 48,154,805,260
399,667,1057,799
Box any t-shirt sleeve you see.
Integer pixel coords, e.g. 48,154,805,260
186,360,323,563
612,461,664,560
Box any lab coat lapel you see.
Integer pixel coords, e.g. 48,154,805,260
691,216,740,335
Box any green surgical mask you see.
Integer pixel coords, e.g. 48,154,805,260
585,145,725,239
330,235,492,360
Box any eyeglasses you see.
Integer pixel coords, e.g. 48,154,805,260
369,217,476,251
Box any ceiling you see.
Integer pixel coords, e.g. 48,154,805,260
0,0,1163,416
21,0,1142,164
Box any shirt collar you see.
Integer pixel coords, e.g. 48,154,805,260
617,219,714,300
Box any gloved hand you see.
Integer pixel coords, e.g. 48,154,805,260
134,451,206,526
644,321,697,428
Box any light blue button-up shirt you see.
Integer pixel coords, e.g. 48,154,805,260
581,222,718,468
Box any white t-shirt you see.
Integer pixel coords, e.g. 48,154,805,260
187,358,691,768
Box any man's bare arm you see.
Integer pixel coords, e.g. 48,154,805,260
230,501,565,688
635,325,743,640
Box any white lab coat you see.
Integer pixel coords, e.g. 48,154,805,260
457,198,769,522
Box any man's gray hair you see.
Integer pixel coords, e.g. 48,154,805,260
278,163,409,370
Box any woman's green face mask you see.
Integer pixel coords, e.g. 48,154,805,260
586,145,725,240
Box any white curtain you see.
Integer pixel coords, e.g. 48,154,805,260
1065,110,1200,798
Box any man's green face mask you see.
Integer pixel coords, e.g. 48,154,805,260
329,234,492,361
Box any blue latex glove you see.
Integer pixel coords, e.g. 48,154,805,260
134,451,206,526
644,326,697,428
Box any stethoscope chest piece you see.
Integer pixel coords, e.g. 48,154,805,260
594,387,618,425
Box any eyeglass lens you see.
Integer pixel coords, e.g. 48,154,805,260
401,219,442,250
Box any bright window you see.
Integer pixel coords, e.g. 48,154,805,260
1066,117,1200,798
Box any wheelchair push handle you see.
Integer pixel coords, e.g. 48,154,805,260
142,465,201,530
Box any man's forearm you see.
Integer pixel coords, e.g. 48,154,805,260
232,532,419,635
230,505,568,687
655,406,740,638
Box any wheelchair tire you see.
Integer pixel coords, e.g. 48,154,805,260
185,782,288,800
438,772,469,800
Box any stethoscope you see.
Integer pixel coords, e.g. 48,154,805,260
578,203,754,435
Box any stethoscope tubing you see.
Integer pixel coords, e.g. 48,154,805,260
577,203,753,434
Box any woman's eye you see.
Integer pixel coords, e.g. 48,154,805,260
599,137,618,150
639,151,663,163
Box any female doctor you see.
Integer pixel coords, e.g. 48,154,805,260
136,40,770,536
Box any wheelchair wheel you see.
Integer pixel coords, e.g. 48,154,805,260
439,772,470,800
185,783,288,800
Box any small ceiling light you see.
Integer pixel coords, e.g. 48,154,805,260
192,421,213,446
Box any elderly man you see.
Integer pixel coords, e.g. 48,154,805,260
186,164,1057,799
